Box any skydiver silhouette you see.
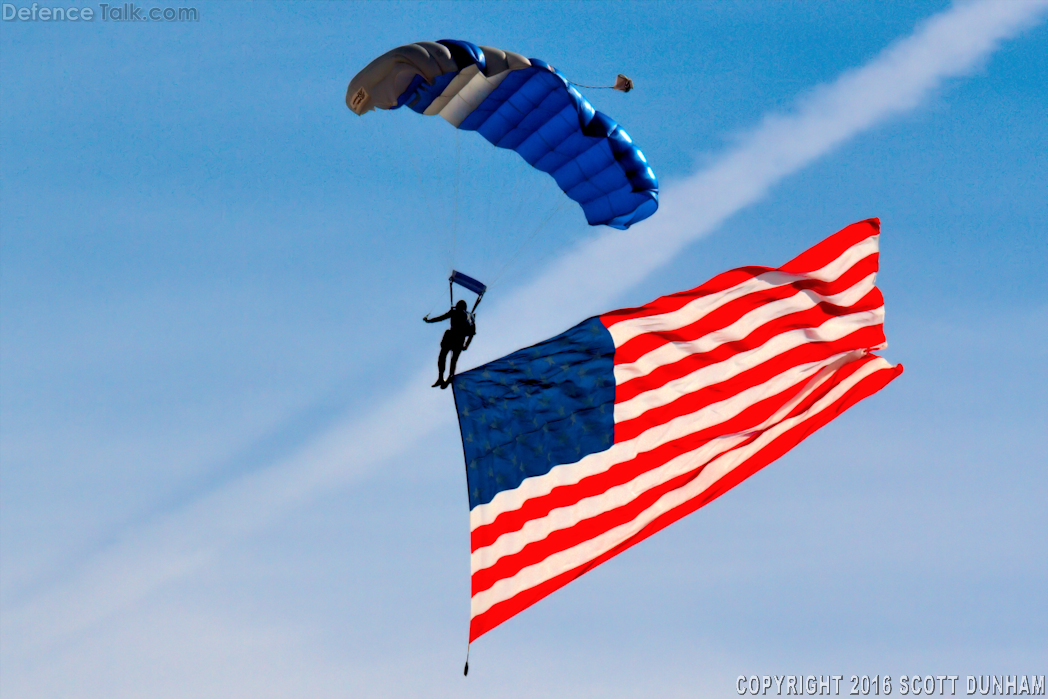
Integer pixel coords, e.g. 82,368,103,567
423,299,475,388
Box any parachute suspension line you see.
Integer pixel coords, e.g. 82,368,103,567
480,133,561,280
486,197,572,288
451,129,462,267
509,219,575,284
362,116,439,250
480,137,503,266
402,138,447,266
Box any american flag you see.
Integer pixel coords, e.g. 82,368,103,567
452,218,902,642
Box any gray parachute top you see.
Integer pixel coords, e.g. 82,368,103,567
346,41,531,115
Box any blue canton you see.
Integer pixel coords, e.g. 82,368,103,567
452,317,616,510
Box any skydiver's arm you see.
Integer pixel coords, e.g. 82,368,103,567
425,309,452,323
462,335,472,351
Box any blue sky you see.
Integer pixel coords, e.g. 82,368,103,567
2,1,1046,696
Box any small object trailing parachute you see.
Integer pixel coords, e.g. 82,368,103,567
452,219,902,647
347,40,658,230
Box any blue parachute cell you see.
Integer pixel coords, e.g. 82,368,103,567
347,40,659,230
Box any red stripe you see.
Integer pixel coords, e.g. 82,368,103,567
615,290,884,404
614,323,886,443
469,357,902,641
599,218,879,330
601,267,768,328
613,254,880,366
470,549,606,642
780,218,879,274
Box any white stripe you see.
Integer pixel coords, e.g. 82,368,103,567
470,349,864,574
449,68,511,113
614,272,878,386
422,65,479,116
423,66,513,127
607,235,879,347
614,307,883,423
470,356,894,619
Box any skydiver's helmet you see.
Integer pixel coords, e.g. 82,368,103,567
456,300,467,311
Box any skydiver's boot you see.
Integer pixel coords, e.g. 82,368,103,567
432,377,444,388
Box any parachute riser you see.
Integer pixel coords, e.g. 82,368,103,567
448,284,482,313
450,269,487,313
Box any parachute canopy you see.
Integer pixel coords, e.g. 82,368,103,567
347,40,658,230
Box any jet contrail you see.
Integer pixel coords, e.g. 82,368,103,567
6,0,1046,658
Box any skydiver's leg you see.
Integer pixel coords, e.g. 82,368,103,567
443,348,462,388
434,347,449,387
